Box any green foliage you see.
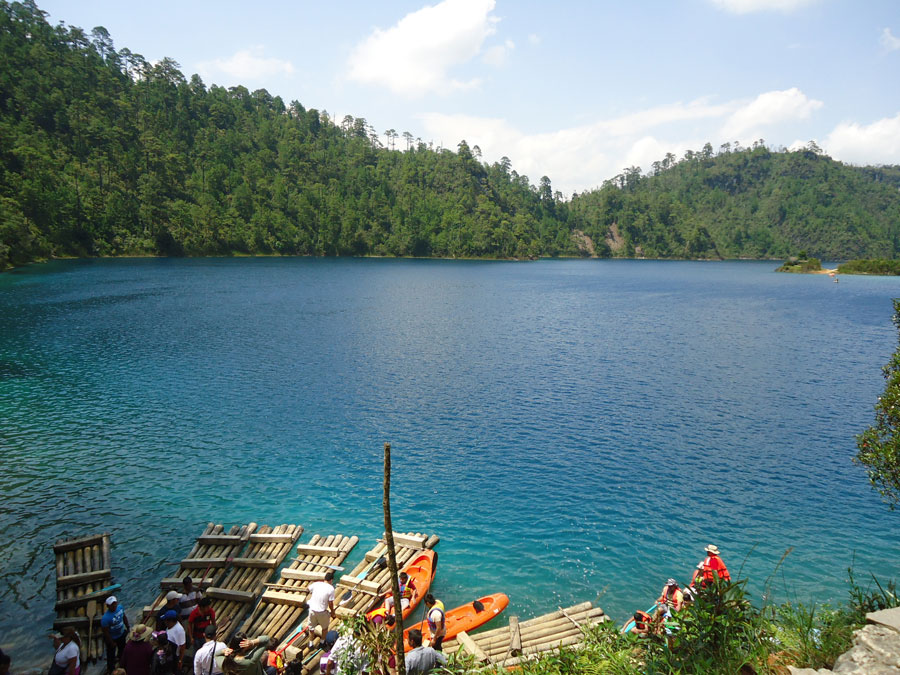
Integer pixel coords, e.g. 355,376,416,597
570,144,900,261
3,2,900,269
838,259,900,275
776,256,822,273
855,299,900,509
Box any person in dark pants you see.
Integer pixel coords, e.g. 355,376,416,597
101,596,130,674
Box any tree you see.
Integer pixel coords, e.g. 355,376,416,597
855,299,900,509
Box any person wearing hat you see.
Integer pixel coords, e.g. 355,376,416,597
121,624,154,675
163,610,187,673
156,591,181,631
49,627,81,675
318,630,339,675
656,578,684,611
691,544,732,588
193,625,226,675
101,596,130,674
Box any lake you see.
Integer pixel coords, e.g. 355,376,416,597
1,258,898,665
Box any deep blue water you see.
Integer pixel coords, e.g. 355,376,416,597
1,258,899,664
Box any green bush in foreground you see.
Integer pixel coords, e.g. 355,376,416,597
428,570,895,675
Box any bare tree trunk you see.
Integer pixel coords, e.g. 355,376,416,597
383,442,406,675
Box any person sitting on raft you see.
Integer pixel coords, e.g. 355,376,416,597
691,544,731,588
657,578,684,611
383,571,416,614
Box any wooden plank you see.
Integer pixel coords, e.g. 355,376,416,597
198,535,243,546
53,534,107,554
55,585,119,610
159,577,215,589
338,576,380,594
53,616,91,629
296,544,342,557
249,533,298,544
231,557,279,569
56,569,111,588
206,587,256,603
180,557,229,568
457,631,490,663
384,533,426,549
509,615,522,655
280,569,327,582
261,590,308,608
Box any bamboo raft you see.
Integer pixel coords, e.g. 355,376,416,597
442,601,609,667
206,524,303,637
53,533,115,665
144,523,258,623
285,532,440,674
238,534,359,642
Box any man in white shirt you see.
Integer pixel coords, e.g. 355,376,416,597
193,625,226,675
163,610,186,672
306,570,336,640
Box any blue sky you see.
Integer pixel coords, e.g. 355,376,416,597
37,0,900,195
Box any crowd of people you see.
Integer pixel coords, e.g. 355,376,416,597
627,544,732,639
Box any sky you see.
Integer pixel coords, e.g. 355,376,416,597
36,0,900,195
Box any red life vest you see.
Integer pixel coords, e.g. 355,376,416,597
700,555,731,584
634,610,652,631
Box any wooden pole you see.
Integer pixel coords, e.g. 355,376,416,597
383,442,406,675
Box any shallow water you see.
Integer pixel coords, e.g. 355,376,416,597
1,258,898,665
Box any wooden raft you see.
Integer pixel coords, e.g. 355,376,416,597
286,532,440,675
144,523,257,623
53,533,114,664
442,601,609,667
206,524,303,637
238,533,358,642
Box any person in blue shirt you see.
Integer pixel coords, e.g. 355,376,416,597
101,595,130,674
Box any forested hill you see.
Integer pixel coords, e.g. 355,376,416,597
0,1,574,269
570,144,900,261
3,1,900,270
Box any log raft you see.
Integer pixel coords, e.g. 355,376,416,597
441,602,609,667
53,533,114,664
206,524,303,638
144,522,258,622
286,532,440,675
237,533,358,642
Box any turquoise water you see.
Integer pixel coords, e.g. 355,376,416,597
1,258,899,664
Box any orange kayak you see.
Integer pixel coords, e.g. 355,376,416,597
366,549,437,622
403,593,509,651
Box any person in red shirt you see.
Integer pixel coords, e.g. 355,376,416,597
691,544,731,587
188,597,216,650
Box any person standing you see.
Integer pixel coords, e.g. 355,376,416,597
179,578,202,624
691,544,731,587
120,624,154,675
220,633,270,675
49,628,81,675
188,598,217,651
193,625,226,675
306,571,336,641
404,628,446,675
156,592,181,631
423,594,446,651
163,610,187,673
101,596,130,674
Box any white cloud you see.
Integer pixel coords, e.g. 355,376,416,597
721,87,823,138
483,39,514,66
881,27,900,52
824,113,900,165
419,88,828,194
196,47,294,83
709,0,819,13
527,34,541,46
346,0,500,97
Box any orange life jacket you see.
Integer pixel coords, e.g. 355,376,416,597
700,555,731,584
634,610,652,631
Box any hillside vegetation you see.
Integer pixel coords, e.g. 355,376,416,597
3,0,900,270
